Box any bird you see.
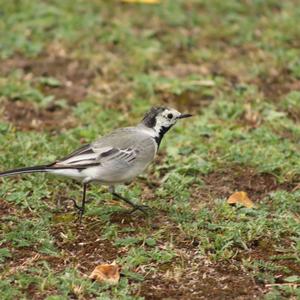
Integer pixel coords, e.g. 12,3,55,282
0,106,192,222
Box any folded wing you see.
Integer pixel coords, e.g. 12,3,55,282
51,127,156,170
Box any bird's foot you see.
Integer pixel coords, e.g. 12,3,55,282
128,204,150,215
70,198,81,210
70,199,84,224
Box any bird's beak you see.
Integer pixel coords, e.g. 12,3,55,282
177,113,193,119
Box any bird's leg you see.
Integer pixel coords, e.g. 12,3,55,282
71,183,88,223
109,186,149,215
70,198,81,210
112,192,149,215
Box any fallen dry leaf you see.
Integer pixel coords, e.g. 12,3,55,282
227,191,255,208
89,263,120,285
122,0,160,3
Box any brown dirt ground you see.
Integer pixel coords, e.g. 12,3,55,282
0,55,96,132
256,68,300,102
254,68,300,123
43,213,265,299
192,166,298,209
1,100,77,132
0,56,94,105
139,262,263,300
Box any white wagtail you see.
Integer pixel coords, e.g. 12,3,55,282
0,107,192,221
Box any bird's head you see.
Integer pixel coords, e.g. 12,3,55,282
141,106,192,143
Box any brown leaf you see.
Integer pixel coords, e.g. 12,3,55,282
227,191,255,208
89,263,120,285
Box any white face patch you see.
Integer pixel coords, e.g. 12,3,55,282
152,108,181,136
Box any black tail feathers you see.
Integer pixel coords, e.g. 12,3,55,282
0,165,50,177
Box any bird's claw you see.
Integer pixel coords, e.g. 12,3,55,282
129,204,150,215
70,199,84,223
70,198,81,211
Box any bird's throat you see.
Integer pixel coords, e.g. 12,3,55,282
154,125,172,148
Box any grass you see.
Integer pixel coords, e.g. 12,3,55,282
0,0,300,299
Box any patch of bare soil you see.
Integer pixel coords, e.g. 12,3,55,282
160,90,214,114
0,54,97,132
192,166,297,207
49,212,263,300
236,238,300,288
152,63,215,112
0,56,95,105
1,100,76,132
50,222,119,273
49,210,169,270
285,105,300,123
0,198,16,216
139,254,262,300
255,68,300,102
0,197,35,220
258,67,300,121
101,207,263,299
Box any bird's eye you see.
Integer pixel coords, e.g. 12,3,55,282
167,113,173,119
